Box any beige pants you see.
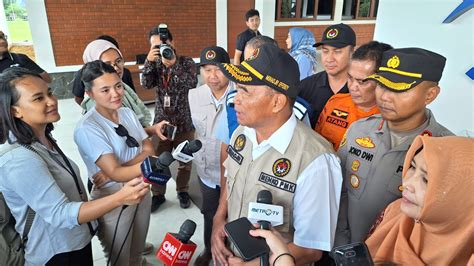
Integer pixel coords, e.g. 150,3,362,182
91,183,151,266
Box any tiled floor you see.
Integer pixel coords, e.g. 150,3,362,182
54,99,206,265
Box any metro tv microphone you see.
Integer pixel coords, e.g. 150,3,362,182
172,139,202,163
157,219,198,266
141,151,174,185
249,190,283,266
247,190,284,227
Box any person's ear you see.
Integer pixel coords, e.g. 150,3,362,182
272,94,287,113
424,85,440,105
11,106,22,119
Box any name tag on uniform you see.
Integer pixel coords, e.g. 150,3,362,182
227,145,243,165
258,172,296,193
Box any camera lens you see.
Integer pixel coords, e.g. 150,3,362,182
160,46,174,60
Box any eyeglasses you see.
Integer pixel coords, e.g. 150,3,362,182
109,58,124,69
114,124,139,148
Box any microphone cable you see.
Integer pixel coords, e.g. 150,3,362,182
107,204,140,266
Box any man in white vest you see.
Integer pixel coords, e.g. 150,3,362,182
210,43,343,265
188,46,235,266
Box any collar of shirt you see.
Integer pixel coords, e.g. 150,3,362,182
375,109,434,135
243,114,297,160
205,82,235,109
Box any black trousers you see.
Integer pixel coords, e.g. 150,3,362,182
198,176,221,251
46,242,93,266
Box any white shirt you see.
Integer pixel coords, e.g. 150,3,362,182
238,115,343,251
74,107,148,188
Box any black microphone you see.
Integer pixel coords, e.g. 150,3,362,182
176,219,197,244
157,219,198,265
182,139,202,156
172,139,202,163
257,190,272,266
257,190,273,230
141,151,175,185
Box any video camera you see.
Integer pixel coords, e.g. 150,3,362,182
154,23,174,60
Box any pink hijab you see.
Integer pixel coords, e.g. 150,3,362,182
366,136,474,265
82,39,123,63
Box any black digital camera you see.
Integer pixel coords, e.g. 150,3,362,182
155,23,174,60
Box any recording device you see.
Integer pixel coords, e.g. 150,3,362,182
247,190,284,227
157,219,197,266
171,139,202,163
224,217,270,261
141,151,174,185
331,242,374,266
154,23,174,60
163,123,177,141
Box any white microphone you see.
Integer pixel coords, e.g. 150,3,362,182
247,191,284,227
172,139,202,163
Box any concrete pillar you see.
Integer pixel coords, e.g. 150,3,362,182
255,0,276,38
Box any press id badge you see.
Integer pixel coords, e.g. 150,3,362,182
164,94,171,108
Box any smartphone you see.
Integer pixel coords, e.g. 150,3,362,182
331,242,374,266
224,217,270,261
163,123,177,141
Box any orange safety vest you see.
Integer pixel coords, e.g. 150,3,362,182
315,94,379,151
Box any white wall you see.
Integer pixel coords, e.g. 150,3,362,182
374,0,474,136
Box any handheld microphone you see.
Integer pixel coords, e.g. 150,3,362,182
247,190,284,227
171,139,202,163
157,219,198,266
141,151,174,185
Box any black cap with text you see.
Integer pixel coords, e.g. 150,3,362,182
218,44,300,98
365,48,446,92
314,23,356,48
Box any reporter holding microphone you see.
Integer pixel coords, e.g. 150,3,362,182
0,67,149,266
74,61,165,265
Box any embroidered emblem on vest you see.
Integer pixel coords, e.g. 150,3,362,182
234,134,246,152
350,174,360,189
272,158,291,177
331,109,349,119
258,172,296,193
351,160,360,172
340,131,347,148
227,145,243,165
355,137,376,149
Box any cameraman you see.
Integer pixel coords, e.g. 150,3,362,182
142,25,197,212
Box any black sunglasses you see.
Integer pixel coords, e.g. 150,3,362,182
114,124,139,148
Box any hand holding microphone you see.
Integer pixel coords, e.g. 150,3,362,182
117,177,150,205
157,219,198,265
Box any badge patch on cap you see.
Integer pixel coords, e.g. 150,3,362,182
205,50,216,60
327,28,339,39
247,48,260,61
350,174,360,189
387,55,400,69
234,134,246,151
355,137,375,149
351,160,360,172
272,158,291,177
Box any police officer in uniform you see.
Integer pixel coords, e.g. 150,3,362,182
335,48,453,246
210,44,343,265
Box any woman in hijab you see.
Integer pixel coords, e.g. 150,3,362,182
81,39,152,127
366,135,474,265
286,28,319,80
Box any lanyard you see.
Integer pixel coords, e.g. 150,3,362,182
161,67,173,89
25,137,97,236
